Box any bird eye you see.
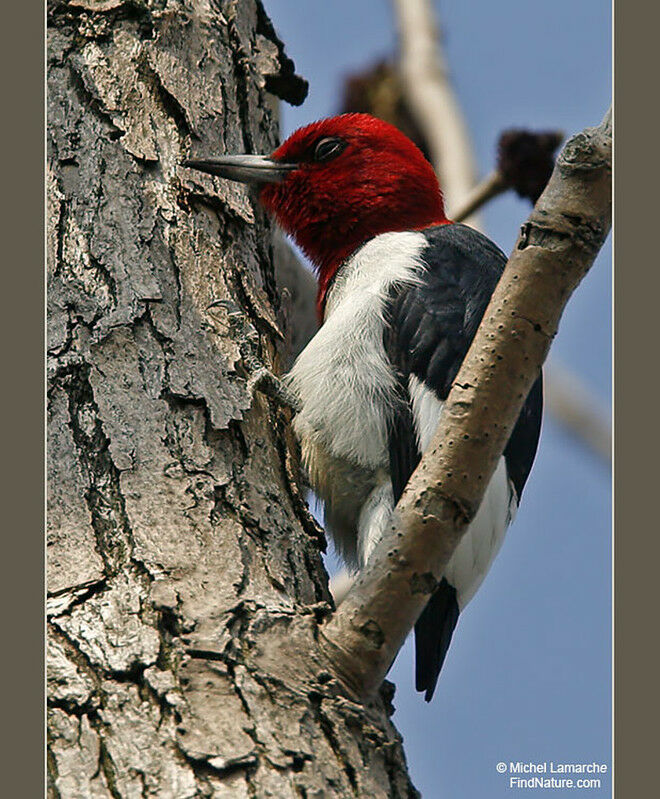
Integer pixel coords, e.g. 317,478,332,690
313,137,347,163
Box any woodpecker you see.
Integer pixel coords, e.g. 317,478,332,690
185,114,543,701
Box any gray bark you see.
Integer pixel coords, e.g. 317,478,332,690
47,2,416,797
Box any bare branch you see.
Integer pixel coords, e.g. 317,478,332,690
453,129,565,222
544,362,612,463
451,170,508,223
392,0,480,222
320,110,612,698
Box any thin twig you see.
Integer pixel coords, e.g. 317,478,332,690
451,171,507,222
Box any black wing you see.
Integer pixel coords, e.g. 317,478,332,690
383,223,543,701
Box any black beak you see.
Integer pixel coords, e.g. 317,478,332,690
182,154,296,185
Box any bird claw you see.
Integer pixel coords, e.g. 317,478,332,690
245,359,301,414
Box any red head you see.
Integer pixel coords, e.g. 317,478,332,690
184,114,449,315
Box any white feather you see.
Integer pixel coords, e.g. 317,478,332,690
286,231,427,468
408,374,444,452
444,458,516,609
358,480,395,566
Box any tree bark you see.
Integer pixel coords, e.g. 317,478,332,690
47,2,416,797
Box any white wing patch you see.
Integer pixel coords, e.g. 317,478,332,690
408,374,444,452
444,458,516,609
357,480,395,567
358,375,517,609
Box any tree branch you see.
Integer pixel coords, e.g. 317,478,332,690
393,0,480,222
452,129,566,222
320,110,612,698
543,362,612,463
450,170,507,223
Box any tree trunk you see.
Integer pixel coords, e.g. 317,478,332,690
47,2,416,797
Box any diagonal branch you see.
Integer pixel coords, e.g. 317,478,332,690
450,170,508,223
320,109,612,698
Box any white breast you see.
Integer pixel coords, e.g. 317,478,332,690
286,231,427,469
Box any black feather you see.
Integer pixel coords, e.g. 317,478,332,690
386,376,420,504
414,579,460,701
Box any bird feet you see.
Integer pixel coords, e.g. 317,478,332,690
244,356,302,414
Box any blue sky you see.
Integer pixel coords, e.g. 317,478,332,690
263,1,612,795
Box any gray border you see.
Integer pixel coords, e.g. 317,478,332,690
4,2,45,796
613,1,656,794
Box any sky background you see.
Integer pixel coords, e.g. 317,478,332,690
262,2,612,795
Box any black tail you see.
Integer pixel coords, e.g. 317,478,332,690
414,578,460,702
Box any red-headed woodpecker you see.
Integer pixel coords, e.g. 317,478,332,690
185,114,543,701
